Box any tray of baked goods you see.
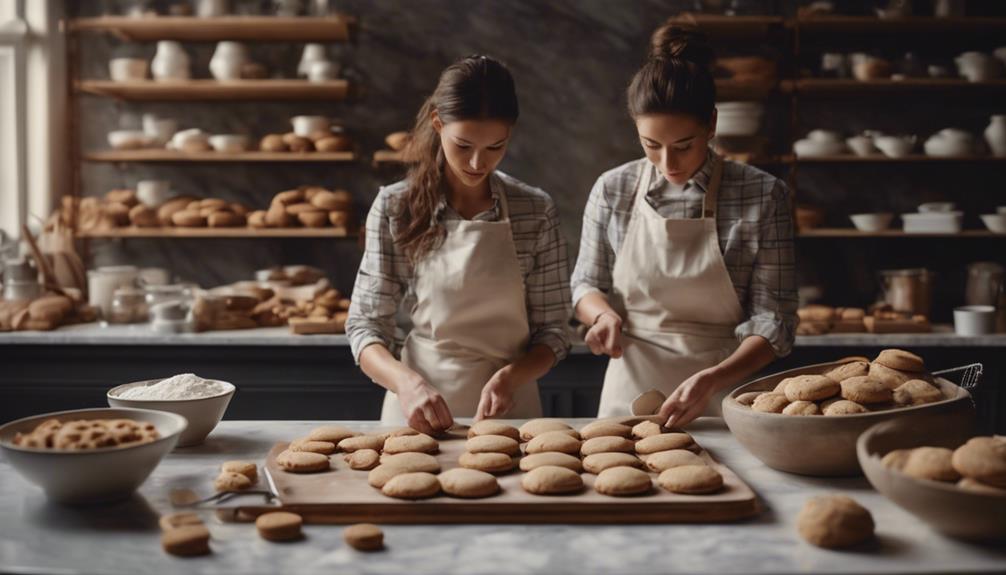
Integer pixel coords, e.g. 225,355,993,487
227,417,760,524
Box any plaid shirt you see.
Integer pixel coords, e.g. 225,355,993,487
347,171,572,364
570,150,798,356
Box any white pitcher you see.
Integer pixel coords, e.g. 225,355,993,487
152,41,191,81
210,41,247,81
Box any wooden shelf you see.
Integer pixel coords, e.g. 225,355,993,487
799,229,1001,238
68,16,354,42
84,150,357,163
796,15,1006,34
76,79,349,101
373,149,405,165
793,154,1006,163
667,14,785,36
716,78,781,100
77,227,354,239
787,78,1006,95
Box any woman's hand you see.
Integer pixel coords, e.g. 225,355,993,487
584,311,623,358
657,366,719,429
396,373,454,435
474,365,519,421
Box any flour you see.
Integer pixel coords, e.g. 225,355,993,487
115,373,231,400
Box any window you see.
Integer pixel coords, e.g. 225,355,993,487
0,0,27,236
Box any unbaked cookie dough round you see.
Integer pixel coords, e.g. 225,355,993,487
438,468,500,498
582,452,642,474
578,421,632,440
580,436,635,457
796,495,874,549
383,433,439,455
308,425,357,444
630,420,666,439
657,464,723,494
378,452,441,473
593,466,652,496
277,449,330,473
465,434,520,456
381,472,441,499
635,432,694,455
525,431,582,455
519,451,582,473
457,451,517,474
344,448,381,470
467,420,520,441
520,465,583,495
338,434,386,453
518,419,574,442
644,449,705,473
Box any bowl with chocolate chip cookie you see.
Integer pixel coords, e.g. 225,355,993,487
722,350,974,477
0,407,187,503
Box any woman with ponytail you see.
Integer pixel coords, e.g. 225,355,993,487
347,55,571,433
571,24,797,427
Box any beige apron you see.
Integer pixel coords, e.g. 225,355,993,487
380,181,542,424
597,155,746,418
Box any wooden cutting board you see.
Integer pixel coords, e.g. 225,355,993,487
242,424,761,525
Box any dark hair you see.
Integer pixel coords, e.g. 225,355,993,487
396,55,519,262
627,23,716,123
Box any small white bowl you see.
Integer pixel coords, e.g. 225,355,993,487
107,379,235,447
850,213,894,232
109,57,148,82
954,305,997,336
208,134,249,153
846,136,877,157
0,407,186,504
875,136,916,158
794,138,846,157
107,130,150,150
980,214,1006,233
136,180,173,207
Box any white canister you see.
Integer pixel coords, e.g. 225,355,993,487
307,60,339,83
291,115,330,137
136,180,173,207
985,114,1006,157
152,41,191,82
954,305,996,336
210,41,247,81
88,266,139,321
298,43,328,77
142,114,177,147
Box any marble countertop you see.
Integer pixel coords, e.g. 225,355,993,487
2,322,1005,349
1,419,1003,575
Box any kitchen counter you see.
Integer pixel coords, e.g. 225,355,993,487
1,418,1003,575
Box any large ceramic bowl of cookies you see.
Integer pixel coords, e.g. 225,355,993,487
0,407,187,504
721,355,974,477
857,418,1005,540
107,375,235,447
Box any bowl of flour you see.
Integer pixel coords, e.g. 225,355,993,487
107,373,235,447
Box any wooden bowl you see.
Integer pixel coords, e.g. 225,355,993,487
857,419,1005,541
721,362,975,476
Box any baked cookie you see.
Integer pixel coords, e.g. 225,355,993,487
464,434,520,456
520,465,583,495
344,448,381,471
214,471,252,492
874,349,925,373
594,466,652,496
385,427,421,438
518,419,574,442
467,420,520,441
734,391,764,406
783,375,840,402
289,439,337,455
256,511,303,542
383,433,439,455
773,377,795,394
344,523,384,551
868,362,914,390
635,433,694,455
751,392,789,414
825,361,870,382
822,399,869,416
956,477,1006,496
902,447,960,482
840,376,893,405
277,449,330,473
525,431,582,455
458,451,517,474
630,420,667,439
519,452,582,472
578,421,632,440
658,464,723,494
158,512,204,532
797,495,874,549
438,468,500,498
378,452,441,473
580,436,635,457
308,425,357,444
338,434,386,453
382,472,441,499
161,524,211,556
881,449,912,471
893,379,944,407
951,437,1006,487
582,452,642,474
644,449,705,473
221,461,257,483
782,400,821,416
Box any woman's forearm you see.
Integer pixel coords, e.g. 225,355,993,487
574,291,618,327
504,343,557,387
709,335,778,393
358,343,421,394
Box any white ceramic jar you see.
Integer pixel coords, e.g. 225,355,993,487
210,41,247,81
985,114,1006,157
152,41,191,82
298,43,327,77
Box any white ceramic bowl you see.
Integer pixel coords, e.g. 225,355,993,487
136,180,173,207
107,379,235,447
109,58,148,82
980,214,1006,233
107,130,150,150
998,206,1006,215
208,134,249,153
0,407,186,504
794,138,845,157
846,136,877,157
849,212,894,232
875,136,915,158
954,305,997,335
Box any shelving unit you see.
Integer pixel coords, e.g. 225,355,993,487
76,227,353,239
786,78,1006,96
68,15,355,42
799,229,1002,238
84,150,357,163
75,79,350,101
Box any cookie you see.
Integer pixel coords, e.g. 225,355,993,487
951,437,1006,487
796,495,874,549
377,452,441,473
825,361,869,382
308,425,357,444
464,434,520,456
658,464,723,494
782,400,821,416
874,349,925,373
383,433,439,455
467,420,520,441
773,377,796,394
578,421,632,440
840,376,893,405
644,449,705,472
368,465,406,488
881,449,912,471
582,452,642,474
525,431,582,455
822,399,869,416
344,448,381,471
161,524,211,556
518,419,575,442
869,362,913,390
344,523,384,551
213,471,253,492
256,511,303,542
277,449,330,473
635,432,694,455
338,434,386,453
580,436,635,456
734,391,764,406
455,451,514,473
382,472,441,499
594,466,652,496
893,379,944,407
438,468,500,498
289,439,337,455
520,465,583,495
783,375,840,402
751,392,789,413
158,512,204,532
631,420,666,439
956,477,1006,496
385,427,421,438
519,451,582,473
221,461,257,483
902,447,960,482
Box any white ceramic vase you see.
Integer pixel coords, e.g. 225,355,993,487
298,43,327,77
210,41,247,81
985,115,1006,157
151,41,191,82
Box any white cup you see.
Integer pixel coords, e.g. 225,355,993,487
308,60,339,83
954,305,996,336
136,180,172,207
88,266,139,322
109,58,148,82
291,115,330,138
142,114,177,147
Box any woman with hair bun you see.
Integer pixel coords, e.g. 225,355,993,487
346,55,571,434
571,24,797,427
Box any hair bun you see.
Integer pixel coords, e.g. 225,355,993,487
648,24,713,69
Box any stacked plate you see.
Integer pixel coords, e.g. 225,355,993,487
716,102,764,137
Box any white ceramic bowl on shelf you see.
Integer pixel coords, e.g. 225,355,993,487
849,213,894,232
980,214,1006,233
794,138,846,157
954,305,997,335
208,134,249,153
107,379,235,447
107,130,151,150
109,58,148,82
